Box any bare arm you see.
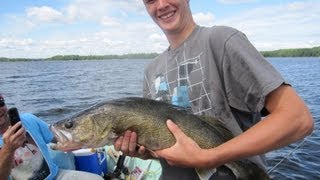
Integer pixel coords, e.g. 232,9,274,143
156,85,314,168
0,146,15,180
0,122,26,179
205,85,314,167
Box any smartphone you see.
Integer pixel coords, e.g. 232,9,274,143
8,107,28,144
8,107,21,126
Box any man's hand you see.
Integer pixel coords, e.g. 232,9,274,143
2,122,26,152
114,130,152,159
155,120,209,168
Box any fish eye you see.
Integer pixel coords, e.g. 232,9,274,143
64,122,73,129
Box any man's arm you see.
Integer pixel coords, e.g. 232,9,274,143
155,85,314,168
0,122,26,179
0,145,16,179
206,85,313,167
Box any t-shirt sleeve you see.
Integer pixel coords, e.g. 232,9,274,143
222,31,285,112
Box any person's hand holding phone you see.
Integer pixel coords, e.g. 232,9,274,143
2,122,26,152
2,107,26,152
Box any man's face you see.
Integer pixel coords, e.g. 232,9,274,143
143,0,192,34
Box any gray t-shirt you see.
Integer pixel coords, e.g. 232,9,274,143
143,25,285,179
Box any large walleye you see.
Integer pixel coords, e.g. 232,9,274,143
50,97,269,179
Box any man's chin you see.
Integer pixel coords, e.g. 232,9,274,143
0,116,7,125
0,113,5,118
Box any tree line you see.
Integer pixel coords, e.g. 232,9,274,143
261,46,320,57
0,53,159,62
47,53,159,61
1,46,319,62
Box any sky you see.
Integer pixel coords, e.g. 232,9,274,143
0,0,319,58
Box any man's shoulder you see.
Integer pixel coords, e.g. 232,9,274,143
202,25,239,33
201,25,240,38
196,25,244,49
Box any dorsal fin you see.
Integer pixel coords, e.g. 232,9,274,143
107,97,193,113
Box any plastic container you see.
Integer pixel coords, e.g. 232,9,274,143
73,148,107,176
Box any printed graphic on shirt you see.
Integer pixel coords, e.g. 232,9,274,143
10,142,50,180
150,47,213,115
154,74,171,103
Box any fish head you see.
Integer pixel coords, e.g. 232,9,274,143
50,110,115,151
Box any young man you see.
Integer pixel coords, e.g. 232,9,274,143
0,94,104,180
115,0,314,179
0,95,26,179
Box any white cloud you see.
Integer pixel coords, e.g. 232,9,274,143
148,33,166,42
26,6,63,23
217,0,256,4
116,0,146,14
0,38,35,57
0,20,164,58
101,16,122,27
214,1,320,50
63,0,111,22
0,0,319,58
193,12,215,27
23,0,145,26
63,0,145,23
0,38,33,47
287,1,308,10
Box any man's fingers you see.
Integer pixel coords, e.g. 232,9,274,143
114,136,123,151
16,127,26,137
128,132,138,156
8,125,26,142
15,133,26,146
13,121,22,128
15,126,25,136
149,149,159,158
3,125,26,151
137,145,146,155
167,120,183,139
6,122,21,134
113,130,144,158
121,130,132,154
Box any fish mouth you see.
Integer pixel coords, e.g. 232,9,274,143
49,125,82,151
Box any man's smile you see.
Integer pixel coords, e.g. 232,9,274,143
159,11,176,20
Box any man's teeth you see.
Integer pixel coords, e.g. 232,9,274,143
160,12,174,19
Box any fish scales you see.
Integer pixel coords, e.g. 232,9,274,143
50,97,269,180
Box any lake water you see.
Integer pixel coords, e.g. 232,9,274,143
0,57,319,179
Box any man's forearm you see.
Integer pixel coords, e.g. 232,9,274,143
203,86,314,168
0,147,15,180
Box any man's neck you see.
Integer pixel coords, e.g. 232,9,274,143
165,22,196,50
